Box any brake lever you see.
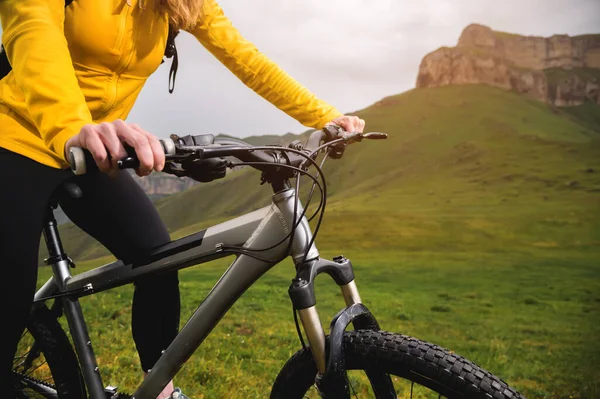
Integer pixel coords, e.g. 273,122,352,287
321,125,346,159
323,124,344,141
116,145,140,170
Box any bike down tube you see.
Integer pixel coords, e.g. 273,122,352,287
36,205,272,399
133,187,313,399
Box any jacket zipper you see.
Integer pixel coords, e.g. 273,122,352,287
112,2,130,54
101,1,141,119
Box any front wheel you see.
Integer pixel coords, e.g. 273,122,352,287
271,330,526,399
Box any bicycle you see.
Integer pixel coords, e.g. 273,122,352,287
12,125,527,399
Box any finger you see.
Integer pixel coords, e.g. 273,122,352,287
96,122,128,167
80,127,110,173
329,118,346,130
357,118,366,133
338,117,354,132
348,116,364,133
113,120,154,176
130,124,165,172
350,116,361,132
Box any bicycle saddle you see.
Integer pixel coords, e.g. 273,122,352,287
61,181,83,199
47,180,83,211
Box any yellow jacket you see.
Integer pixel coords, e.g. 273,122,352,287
0,0,342,169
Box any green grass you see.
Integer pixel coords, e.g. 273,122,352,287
40,247,600,398
560,100,600,133
38,84,600,398
52,84,600,262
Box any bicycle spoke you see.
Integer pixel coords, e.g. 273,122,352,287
301,370,461,398
14,350,49,378
13,328,59,392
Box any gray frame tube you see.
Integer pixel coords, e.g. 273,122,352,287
134,188,317,398
34,189,318,399
35,205,273,399
64,205,273,293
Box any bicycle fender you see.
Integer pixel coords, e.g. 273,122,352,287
315,303,396,399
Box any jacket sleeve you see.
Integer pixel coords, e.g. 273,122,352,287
0,0,93,161
188,0,343,129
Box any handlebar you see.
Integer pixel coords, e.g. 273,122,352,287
68,126,388,176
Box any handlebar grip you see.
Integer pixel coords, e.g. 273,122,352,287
68,146,92,176
364,132,388,140
68,138,176,175
161,137,176,155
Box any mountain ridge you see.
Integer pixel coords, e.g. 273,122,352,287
49,83,600,263
417,23,600,107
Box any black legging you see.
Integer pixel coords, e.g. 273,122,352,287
0,147,180,394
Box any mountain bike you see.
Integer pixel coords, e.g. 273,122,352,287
12,125,527,398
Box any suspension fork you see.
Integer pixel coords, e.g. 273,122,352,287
274,186,394,396
289,256,359,373
288,256,396,398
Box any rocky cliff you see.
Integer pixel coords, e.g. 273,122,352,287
416,24,600,106
130,171,198,198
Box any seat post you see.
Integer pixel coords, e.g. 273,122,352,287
42,178,83,271
42,201,70,269
42,198,108,399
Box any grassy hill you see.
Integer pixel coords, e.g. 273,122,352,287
40,85,600,397
53,84,600,260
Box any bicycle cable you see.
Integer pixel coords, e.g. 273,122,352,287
201,138,343,354
218,160,323,254
216,143,328,258
287,145,329,352
218,141,336,274
307,151,329,222
293,135,356,267
249,137,334,256
293,304,307,350
284,145,329,259
215,147,331,352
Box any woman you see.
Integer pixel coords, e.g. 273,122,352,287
0,0,365,398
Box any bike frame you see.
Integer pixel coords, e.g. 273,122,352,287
35,183,377,399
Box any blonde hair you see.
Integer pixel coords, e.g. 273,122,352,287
160,0,205,30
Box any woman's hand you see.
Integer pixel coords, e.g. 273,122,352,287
327,115,366,133
64,120,165,176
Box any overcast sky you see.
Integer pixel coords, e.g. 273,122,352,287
3,0,600,139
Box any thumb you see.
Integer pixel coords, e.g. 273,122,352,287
64,135,82,160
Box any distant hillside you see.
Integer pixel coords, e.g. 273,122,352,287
46,84,600,263
128,132,303,198
53,171,198,225
417,24,600,107
130,172,198,198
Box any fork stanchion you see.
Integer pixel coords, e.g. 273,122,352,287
297,306,327,374
340,280,362,306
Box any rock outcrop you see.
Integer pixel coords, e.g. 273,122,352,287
130,171,197,197
416,24,600,106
